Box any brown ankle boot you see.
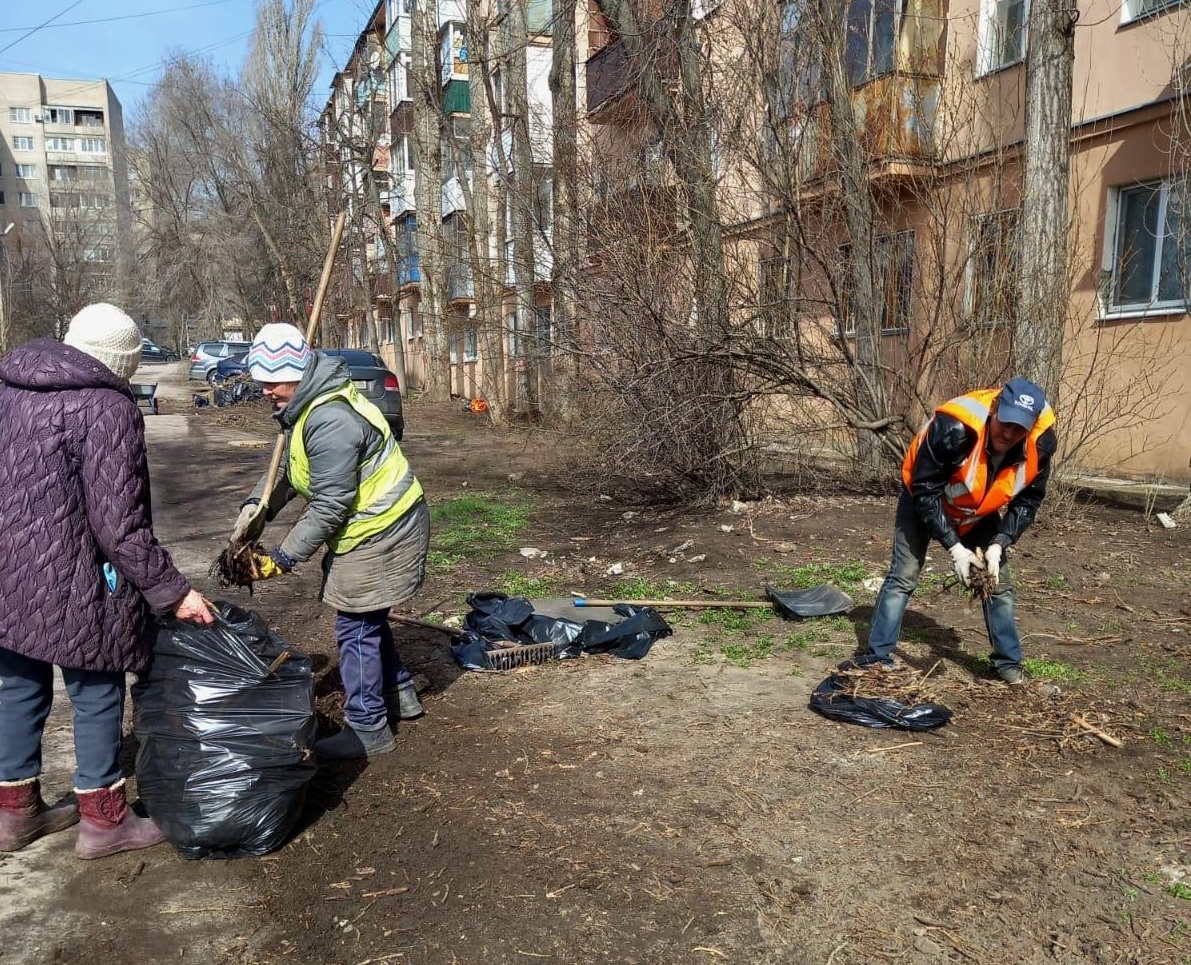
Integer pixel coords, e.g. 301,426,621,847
75,778,164,860
0,777,80,852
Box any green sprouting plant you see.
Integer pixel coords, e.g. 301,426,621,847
1152,728,1174,747
699,607,769,634
430,493,531,560
1177,759,1191,777
1023,657,1085,683
606,576,700,599
1046,573,1067,589
754,559,872,593
497,571,564,598
1122,886,1140,902
1167,883,1191,901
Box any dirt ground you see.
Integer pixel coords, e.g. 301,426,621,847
5,363,1191,965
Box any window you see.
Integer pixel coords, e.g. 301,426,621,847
534,177,553,234
0,192,5,205
50,191,80,208
505,312,519,356
79,138,106,154
463,327,478,360
845,0,898,87
80,165,106,182
382,316,395,344
1104,179,1188,314
45,107,74,125
405,309,423,340
49,165,73,181
9,107,31,123
15,164,37,179
12,136,33,151
45,137,75,151
966,210,1021,326
530,306,553,355
18,192,37,207
393,132,415,172
1122,0,1184,22
977,0,1027,75
840,231,915,334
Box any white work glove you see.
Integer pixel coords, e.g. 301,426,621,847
948,543,977,587
984,543,1002,586
230,500,263,543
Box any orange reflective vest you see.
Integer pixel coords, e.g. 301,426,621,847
902,388,1056,534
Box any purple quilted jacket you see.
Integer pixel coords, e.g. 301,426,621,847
0,339,191,673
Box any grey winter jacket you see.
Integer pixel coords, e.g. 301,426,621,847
0,339,191,672
251,353,428,612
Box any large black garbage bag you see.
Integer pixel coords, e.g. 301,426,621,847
133,602,317,859
809,673,952,731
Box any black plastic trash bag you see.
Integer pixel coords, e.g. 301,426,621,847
455,593,672,668
766,584,854,619
809,673,952,731
133,602,317,859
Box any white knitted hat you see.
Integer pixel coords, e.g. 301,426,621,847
246,322,312,383
63,303,142,382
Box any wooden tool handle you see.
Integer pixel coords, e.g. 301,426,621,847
259,211,348,504
572,598,773,609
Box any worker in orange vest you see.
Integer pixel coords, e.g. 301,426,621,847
858,378,1057,684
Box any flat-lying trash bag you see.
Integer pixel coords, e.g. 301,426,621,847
454,593,672,669
133,601,317,859
766,584,854,619
809,674,952,731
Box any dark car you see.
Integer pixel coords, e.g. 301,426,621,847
214,347,404,440
140,338,179,363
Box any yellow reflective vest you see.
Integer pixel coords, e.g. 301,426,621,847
288,382,423,554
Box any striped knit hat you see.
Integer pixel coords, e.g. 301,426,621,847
246,323,312,383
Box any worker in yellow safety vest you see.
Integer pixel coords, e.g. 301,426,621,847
231,323,429,760
856,377,1057,684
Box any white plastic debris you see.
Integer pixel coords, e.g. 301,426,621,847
622,511,639,521
519,547,547,559
605,562,625,576
670,539,693,553
1156,512,1177,529
862,577,883,593
688,554,707,563
728,500,750,515
719,524,734,533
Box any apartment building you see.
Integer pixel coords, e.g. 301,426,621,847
0,73,132,282
321,0,560,409
581,0,1191,480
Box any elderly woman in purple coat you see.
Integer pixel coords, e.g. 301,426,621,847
0,303,213,859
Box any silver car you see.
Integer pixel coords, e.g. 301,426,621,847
188,340,251,381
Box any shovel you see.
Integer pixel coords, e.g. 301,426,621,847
226,210,348,552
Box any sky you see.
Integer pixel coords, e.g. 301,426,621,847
0,0,383,121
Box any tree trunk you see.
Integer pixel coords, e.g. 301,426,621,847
412,0,449,400
1015,0,1075,400
549,0,580,421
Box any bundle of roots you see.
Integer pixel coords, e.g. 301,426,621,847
211,540,262,590
968,547,997,603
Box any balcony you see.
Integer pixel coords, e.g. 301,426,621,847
397,253,420,287
586,25,677,123
794,72,941,182
446,262,473,303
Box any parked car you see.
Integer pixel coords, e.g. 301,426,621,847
212,346,404,440
188,339,252,381
140,338,179,363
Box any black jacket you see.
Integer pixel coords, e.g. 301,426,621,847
908,412,1058,550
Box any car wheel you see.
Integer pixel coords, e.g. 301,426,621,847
206,369,222,385
390,419,404,442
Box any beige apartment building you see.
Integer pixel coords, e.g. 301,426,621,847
0,73,132,295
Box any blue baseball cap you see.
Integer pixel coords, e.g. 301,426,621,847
997,378,1046,429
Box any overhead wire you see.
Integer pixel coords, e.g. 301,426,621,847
0,0,241,34
0,0,86,58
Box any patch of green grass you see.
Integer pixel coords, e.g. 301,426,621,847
754,558,872,594
427,550,464,574
1152,728,1174,747
699,607,770,634
430,493,531,562
1168,883,1191,901
1122,886,1140,902
1046,574,1067,589
1023,657,1086,683
606,576,700,600
496,571,565,598
1177,759,1191,778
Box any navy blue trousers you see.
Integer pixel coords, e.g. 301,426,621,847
334,608,411,729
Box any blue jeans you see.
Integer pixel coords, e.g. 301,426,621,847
0,647,126,789
335,609,410,730
867,491,1023,671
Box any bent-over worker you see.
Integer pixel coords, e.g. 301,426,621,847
232,323,429,760
860,377,1057,684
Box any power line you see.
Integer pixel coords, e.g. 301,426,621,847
0,0,241,34
0,0,86,58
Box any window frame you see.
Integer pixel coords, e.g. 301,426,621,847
845,0,900,88
1102,178,1189,317
976,0,1029,76
12,136,34,152
14,164,37,180
9,107,32,123
965,208,1021,326
1121,0,1185,23
18,191,37,208
839,230,916,336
